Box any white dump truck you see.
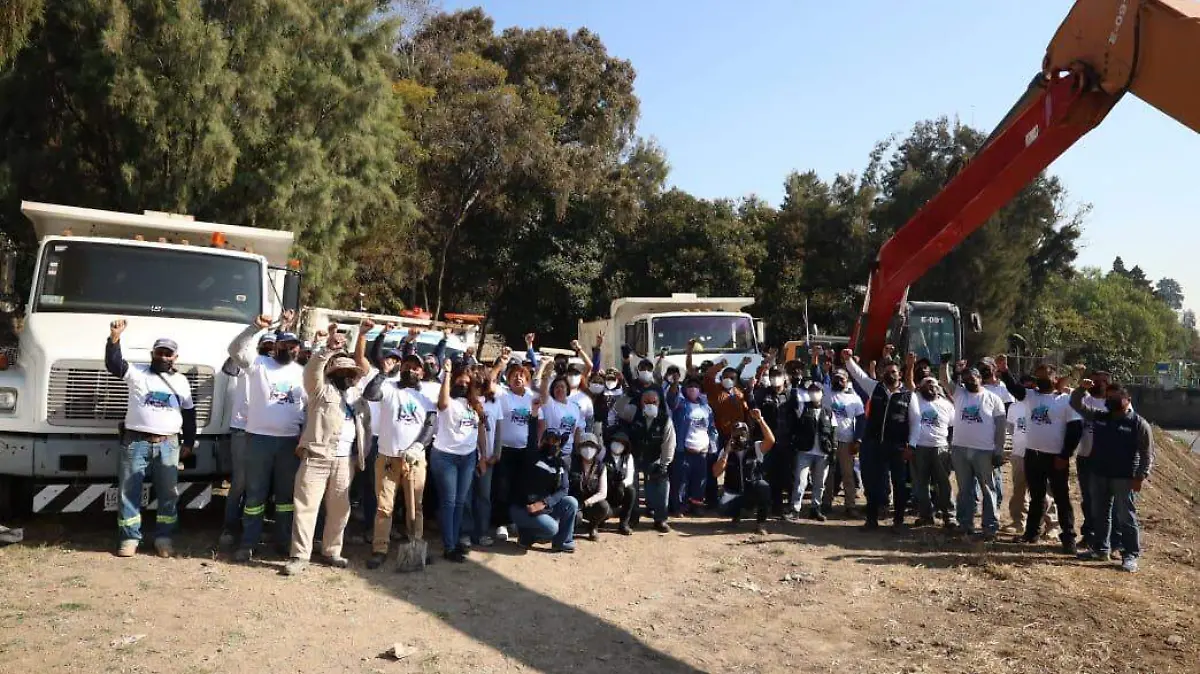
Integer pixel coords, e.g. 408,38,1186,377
296,307,477,362
578,294,765,378
0,202,298,517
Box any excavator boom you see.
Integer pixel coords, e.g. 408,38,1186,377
852,0,1200,359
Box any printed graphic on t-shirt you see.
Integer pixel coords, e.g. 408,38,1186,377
920,408,939,427
690,415,708,431
270,381,299,405
1016,416,1028,433
1030,405,1052,426
510,407,531,426
559,414,576,434
831,401,847,420
960,405,983,424
397,400,421,423
460,408,479,430
142,390,176,409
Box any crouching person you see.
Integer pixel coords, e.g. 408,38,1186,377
714,409,775,535
284,333,370,576
605,432,637,535
570,433,610,541
107,320,196,558
511,431,578,553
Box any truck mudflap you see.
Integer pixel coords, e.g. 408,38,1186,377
32,482,214,513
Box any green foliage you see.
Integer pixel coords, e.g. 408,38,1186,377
1155,277,1185,311
0,0,43,68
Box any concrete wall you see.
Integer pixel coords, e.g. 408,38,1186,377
1128,385,1200,429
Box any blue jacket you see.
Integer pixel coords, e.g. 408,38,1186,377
669,392,718,455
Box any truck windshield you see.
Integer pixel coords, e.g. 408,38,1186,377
907,310,958,364
34,240,262,323
652,315,756,355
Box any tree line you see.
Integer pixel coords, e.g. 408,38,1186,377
0,2,1190,380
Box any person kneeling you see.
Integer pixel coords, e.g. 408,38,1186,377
511,431,578,553
714,410,776,535
605,433,637,535
570,433,610,541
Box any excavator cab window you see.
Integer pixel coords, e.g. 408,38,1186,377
906,309,960,365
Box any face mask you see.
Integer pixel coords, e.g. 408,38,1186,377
297,354,311,366
423,364,438,381
1105,398,1124,413
883,372,900,387
1091,385,1108,399
1035,378,1053,393
274,350,295,365
400,370,420,388
808,392,823,406
770,376,784,388
150,356,173,374
722,378,735,390
638,370,653,385
978,367,993,381
330,374,353,391
568,375,582,388
588,382,605,394
642,404,658,419
605,379,619,391
258,346,273,356
965,382,980,393
580,446,598,461
832,377,847,391
684,386,700,402
922,389,938,401
543,441,562,455
609,442,625,455
450,385,468,399
667,374,680,384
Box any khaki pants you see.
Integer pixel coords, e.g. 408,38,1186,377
822,440,858,510
373,453,426,555
1008,455,1056,531
291,455,354,560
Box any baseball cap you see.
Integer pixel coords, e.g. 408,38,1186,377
258,333,276,346
152,338,178,354
275,332,301,344
578,432,600,449
326,356,359,374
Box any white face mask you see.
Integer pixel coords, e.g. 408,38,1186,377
588,382,605,394
809,392,824,406
667,374,680,384
605,379,620,391
770,376,785,388
609,442,625,455
638,371,654,384
642,404,658,418
580,446,598,461
722,377,735,390
567,375,582,388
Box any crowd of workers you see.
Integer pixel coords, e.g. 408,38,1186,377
101,311,1155,575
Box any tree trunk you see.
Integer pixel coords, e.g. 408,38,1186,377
432,190,480,320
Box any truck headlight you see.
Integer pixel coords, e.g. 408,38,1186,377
0,388,17,411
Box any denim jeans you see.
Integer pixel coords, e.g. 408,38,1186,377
361,436,381,529
1076,455,1119,550
719,479,771,523
861,440,908,525
465,460,494,543
636,459,670,524
240,433,301,550
429,449,476,551
510,496,578,550
951,446,999,533
1089,474,1141,558
792,452,829,512
671,451,708,512
117,437,180,542
223,429,247,532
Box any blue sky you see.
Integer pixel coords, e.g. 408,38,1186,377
444,1,1199,313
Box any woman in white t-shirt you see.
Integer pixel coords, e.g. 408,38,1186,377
488,352,540,543
466,364,503,548
430,360,486,563
537,375,585,458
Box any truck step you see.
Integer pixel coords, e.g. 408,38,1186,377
31,482,214,513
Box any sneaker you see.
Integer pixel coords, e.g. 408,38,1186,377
653,521,670,534
494,526,510,543
324,555,350,569
890,521,908,534
551,545,576,554
810,508,827,522
1018,534,1038,545
233,547,253,563
282,558,307,576
1077,549,1107,561
458,536,472,550
782,510,798,522
618,524,633,536
116,540,138,558
217,531,236,548
366,552,386,570
1061,539,1078,555
153,537,174,558
443,548,466,563
1120,557,1139,573
477,535,495,547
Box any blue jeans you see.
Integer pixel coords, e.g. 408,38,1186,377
951,446,999,533
361,436,380,528
240,433,301,550
1090,474,1141,558
510,496,578,550
671,451,708,511
223,429,247,532
637,459,670,524
465,460,494,543
861,440,908,524
117,437,180,542
792,452,830,512
430,449,476,551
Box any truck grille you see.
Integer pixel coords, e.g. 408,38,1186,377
47,360,216,428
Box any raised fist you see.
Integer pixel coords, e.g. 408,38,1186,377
360,317,376,332
595,332,604,348
570,339,582,352
110,319,127,338
254,314,272,330
525,333,536,346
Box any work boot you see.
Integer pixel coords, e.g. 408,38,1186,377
618,524,633,536
153,537,174,558
861,519,880,532
282,558,308,576
324,555,349,569
233,547,253,563
366,552,386,570
1061,538,1078,555
810,507,827,522
1120,557,1139,573
217,531,236,548
116,540,138,558
653,521,670,534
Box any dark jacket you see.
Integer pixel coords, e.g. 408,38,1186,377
791,405,836,455
569,453,605,501
1069,389,1154,479
513,446,569,508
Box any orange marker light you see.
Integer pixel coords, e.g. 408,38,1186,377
288,259,301,270
211,232,227,248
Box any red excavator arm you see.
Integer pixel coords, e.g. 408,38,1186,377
852,0,1200,359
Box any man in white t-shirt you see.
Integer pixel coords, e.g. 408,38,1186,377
997,358,1083,552
906,377,954,528
227,312,308,562
944,367,1007,537
106,320,195,559
219,332,276,547
822,369,866,514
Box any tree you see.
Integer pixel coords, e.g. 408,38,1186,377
1183,309,1196,332
1111,256,1128,275
0,0,42,68
1156,277,1185,311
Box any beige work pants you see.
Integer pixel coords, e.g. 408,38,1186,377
290,454,354,560
373,453,427,555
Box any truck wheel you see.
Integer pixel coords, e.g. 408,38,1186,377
0,476,33,521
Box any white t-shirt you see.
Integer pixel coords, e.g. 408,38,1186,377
950,387,1006,451
1023,390,1082,455
826,390,865,443
480,398,501,460
907,393,953,448
244,356,306,438
230,371,249,431
1008,401,1029,458
123,365,194,436
984,382,1015,406
363,366,401,438
684,404,711,452
335,390,357,458
538,398,584,456
568,390,596,435
434,397,480,456
498,387,538,449
1077,393,1109,458
375,382,437,457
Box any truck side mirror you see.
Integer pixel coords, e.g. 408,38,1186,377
282,269,302,314
970,312,983,333
754,319,766,345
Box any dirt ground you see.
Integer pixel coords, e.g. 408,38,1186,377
2,431,1198,674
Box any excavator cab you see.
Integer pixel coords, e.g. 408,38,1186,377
888,301,965,366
